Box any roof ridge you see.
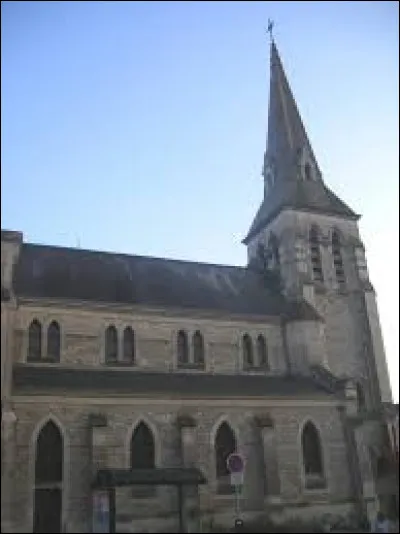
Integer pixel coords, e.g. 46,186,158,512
23,242,248,271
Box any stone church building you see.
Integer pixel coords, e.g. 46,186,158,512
1,39,397,533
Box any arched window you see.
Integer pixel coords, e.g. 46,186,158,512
123,327,135,364
130,422,155,497
193,330,205,367
332,230,345,285
257,335,269,368
356,382,366,412
47,321,61,361
269,234,280,268
256,242,268,270
28,320,42,361
309,226,323,282
376,455,392,478
304,162,312,181
34,420,63,532
177,330,189,366
215,422,237,494
301,421,326,489
105,325,118,363
243,334,254,368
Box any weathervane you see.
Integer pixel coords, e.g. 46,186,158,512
267,19,274,42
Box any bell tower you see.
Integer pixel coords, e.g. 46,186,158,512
243,36,392,408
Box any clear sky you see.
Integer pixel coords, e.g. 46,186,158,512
1,1,398,400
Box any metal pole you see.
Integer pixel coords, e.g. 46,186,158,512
108,487,116,534
234,485,239,517
178,484,185,533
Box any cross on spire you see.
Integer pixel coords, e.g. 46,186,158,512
267,19,274,42
242,31,359,245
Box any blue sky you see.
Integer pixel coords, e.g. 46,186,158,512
1,1,398,400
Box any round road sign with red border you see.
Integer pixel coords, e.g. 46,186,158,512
226,453,245,474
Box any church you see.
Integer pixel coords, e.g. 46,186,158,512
1,37,397,533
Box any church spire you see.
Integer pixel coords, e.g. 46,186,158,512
244,36,358,245
262,37,321,192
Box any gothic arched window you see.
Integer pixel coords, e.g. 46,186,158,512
376,455,392,478
130,422,155,469
177,330,189,366
257,242,268,270
301,421,326,489
243,334,254,368
356,382,366,412
332,230,345,285
269,234,280,268
130,422,155,497
47,321,61,361
304,162,312,181
28,319,42,361
257,335,269,368
35,420,63,484
193,330,205,367
309,226,323,282
34,420,63,533
215,422,237,494
105,325,118,363
123,327,135,364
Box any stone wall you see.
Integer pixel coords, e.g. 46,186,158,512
285,319,329,372
314,292,365,378
363,292,392,403
246,209,362,295
6,396,353,532
12,304,286,374
246,208,392,407
0,227,376,532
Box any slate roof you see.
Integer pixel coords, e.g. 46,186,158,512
13,242,321,320
243,42,359,244
12,364,337,396
243,181,359,244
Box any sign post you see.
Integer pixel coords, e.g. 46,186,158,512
226,453,245,524
92,490,110,533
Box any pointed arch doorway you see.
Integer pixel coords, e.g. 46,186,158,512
33,420,63,533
